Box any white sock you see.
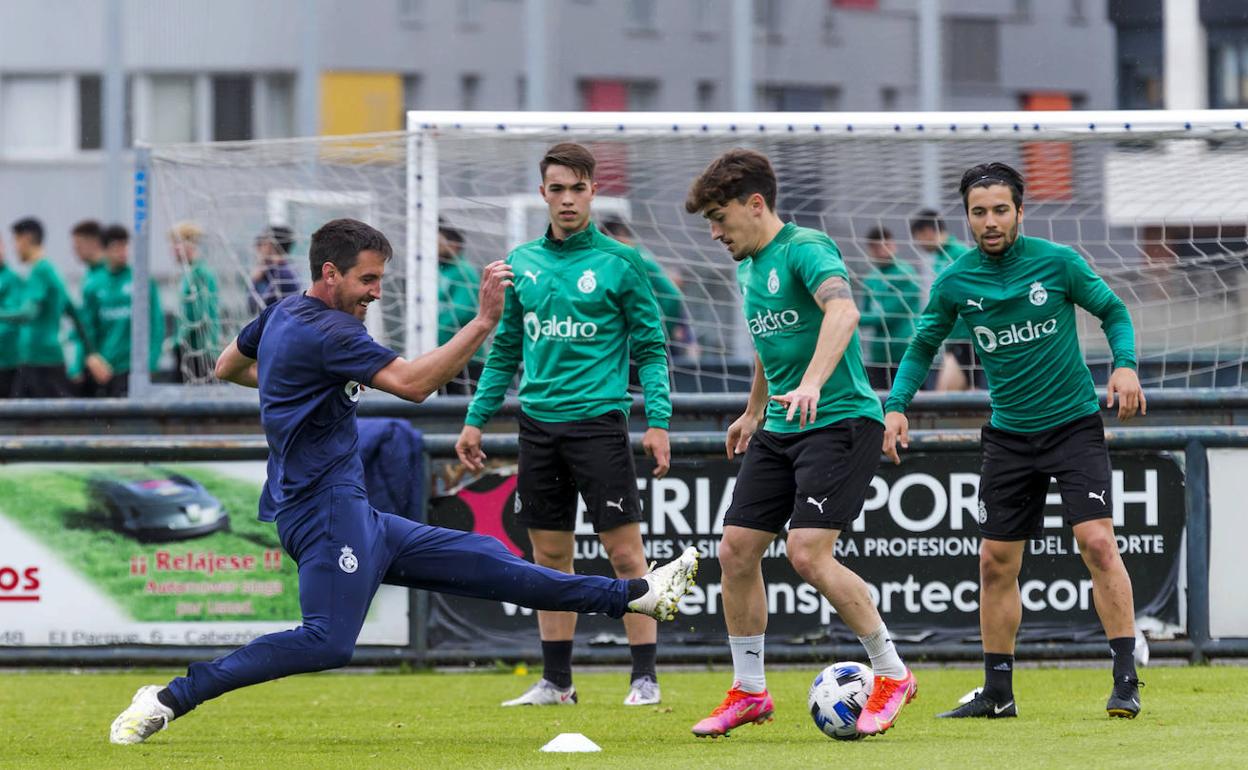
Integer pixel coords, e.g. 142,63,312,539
859,623,906,679
728,634,767,693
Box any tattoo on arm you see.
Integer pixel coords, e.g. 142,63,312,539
814,276,853,307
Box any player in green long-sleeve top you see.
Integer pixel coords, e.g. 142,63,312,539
601,218,698,359
911,209,976,391
4,218,78,398
170,222,219,383
0,236,25,397
68,220,108,395
883,162,1147,722
436,224,482,395
456,143,672,709
858,226,921,390
80,224,165,397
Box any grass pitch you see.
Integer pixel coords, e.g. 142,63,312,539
1,665,1244,769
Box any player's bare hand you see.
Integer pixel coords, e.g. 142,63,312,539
86,353,113,384
642,427,670,479
883,410,910,465
725,411,761,459
455,425,486,472
1106,367,1146,422
772,384,820,429
476,260,514,326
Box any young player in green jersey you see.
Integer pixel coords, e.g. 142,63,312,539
456,143,673,708
685,149,915,739
883,162,1146,720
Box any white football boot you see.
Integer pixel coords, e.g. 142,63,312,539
501,679,578,707
109,685,174,745
623,676,662,706
628,547,699,621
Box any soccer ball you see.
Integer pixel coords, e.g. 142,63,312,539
808,661,873,740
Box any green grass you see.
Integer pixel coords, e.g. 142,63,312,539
1,666,1244,769
0,465,299,620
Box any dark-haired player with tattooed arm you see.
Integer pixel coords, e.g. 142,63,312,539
882,162,1146,721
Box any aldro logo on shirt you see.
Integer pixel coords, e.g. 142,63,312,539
973,318,1058,353
524,311,598,342
746,308,801,338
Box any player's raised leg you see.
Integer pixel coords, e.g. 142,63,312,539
112,488,388,744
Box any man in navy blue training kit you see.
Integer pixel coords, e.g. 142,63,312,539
109,219,699,744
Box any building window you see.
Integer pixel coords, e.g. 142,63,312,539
757,84,840,111
693,0,719,38
458,0,482,28
146,74,197,144
516,75,527,109
1211,41,1248,107
696,81,717,111
397,0,424,28
1069,0,1086,24
213,75,253,141
579,79,659,111
880,86,898,110
0,75,71,156
625,0,657,31
754,0,782,37
946,18,1000,85
78,75,102,150
403,74,422,115
257,74,294,139
460,74,480,110
1117,26,1163,109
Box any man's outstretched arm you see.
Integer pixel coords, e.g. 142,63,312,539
371,260,513,403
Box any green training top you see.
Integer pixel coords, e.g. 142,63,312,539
0,264,25,370
636,247,690,346
176,260,220,357
0,259,73,368
465,221,671,429
438,257,482,361
68,262,108,379
81,264,165,374
859,260,922,367
740,222,883,433
884,235,1136,433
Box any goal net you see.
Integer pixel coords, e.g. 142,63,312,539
143,111,1248,395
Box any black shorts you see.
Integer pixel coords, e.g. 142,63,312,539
12,365,73,398
515,410,643,533
726,417,884,533
978,413,1113,541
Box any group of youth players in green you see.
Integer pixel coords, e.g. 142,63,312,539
110,142,1146,746
0,218,221,397
456,143,1146,735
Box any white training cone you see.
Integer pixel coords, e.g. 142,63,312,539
539,733,602,753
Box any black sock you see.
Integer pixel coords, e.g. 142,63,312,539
629,643,657,683
983,653,1015,702
156,688,187,719
626,578,649,601
1109,637,1137,682
541,640,574,689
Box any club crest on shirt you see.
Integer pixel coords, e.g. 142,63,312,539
344,380,362,402
338,546,358,574
977,499,988,524
1029,281,1048,306
577,269,597,293
767,267,780,295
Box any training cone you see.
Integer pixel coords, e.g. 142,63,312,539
539,733,602,752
